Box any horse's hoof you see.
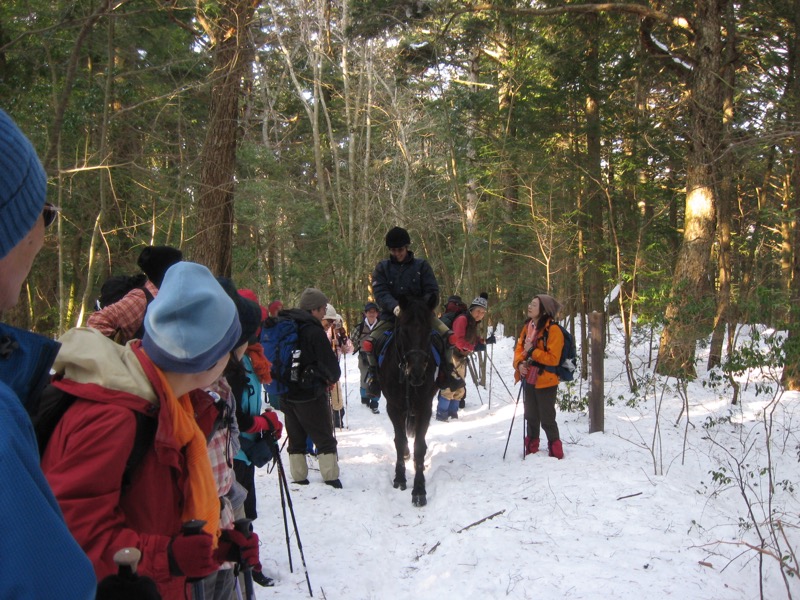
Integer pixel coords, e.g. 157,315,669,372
393,480,407,491
412,493,427,507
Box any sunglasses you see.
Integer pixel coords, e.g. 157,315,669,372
42,203,60,228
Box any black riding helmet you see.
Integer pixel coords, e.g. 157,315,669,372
385,226,411,248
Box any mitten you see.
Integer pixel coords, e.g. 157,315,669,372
168,532,217,578
262,411,283,439
215,529,262,571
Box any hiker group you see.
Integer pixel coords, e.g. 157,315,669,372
1,108,572,600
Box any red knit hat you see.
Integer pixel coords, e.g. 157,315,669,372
238,288,267,322
268,300,283,316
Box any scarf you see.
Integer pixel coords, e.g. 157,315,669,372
152,366,221,543
246,343,272,384
523,320,540,386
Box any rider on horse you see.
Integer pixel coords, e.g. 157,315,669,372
360,226,466,400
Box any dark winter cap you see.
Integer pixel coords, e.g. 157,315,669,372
137,246,183,288
298,287,328,311
216,277,263,348
0,109,47,260
385,226,411,248
469,292,489,311
142,262,241,373
364,302,379,312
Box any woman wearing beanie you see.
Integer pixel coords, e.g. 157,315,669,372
512,294,565,459
436,293,488,421
41,263,262,600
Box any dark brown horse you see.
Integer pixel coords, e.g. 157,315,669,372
377,294,440,506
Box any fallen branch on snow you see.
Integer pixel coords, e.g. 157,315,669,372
456,510,506,533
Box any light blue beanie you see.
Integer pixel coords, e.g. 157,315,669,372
142,262,242,373
0,109,47,259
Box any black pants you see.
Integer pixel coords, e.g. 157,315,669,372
233,458,257,520
523,384,560,442
283,392,337,455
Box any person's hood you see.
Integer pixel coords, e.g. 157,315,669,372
53,328,158,406
536,294,562,319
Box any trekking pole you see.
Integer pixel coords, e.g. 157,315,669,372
97,547,161,600
467,355,484,406
273,443,314,597
342,352,349,429
181,520,207,600
233,519,256,600
502,385,524,460
275,449,294,573
488,327,494,410
485,351,517,401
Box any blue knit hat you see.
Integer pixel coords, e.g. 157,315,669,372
142,262,241,373
0,109,47,260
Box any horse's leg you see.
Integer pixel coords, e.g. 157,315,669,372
411,400,432,507
386,401,408,490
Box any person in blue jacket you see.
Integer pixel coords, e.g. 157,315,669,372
0,108,96,599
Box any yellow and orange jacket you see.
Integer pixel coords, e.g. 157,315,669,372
513,318,564,389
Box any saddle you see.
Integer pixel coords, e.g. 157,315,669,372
376,329,443,368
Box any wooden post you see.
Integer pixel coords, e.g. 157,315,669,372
589,311,604,433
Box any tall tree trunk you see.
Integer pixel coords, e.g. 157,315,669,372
583,13,605,313
194,0,260,275
657,0,724,378
783,0,800,390
708,1,737,371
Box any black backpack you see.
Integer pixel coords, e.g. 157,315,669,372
30,384,157,489
440,307,466,330
539,322,577,382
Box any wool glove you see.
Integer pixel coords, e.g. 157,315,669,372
486,333,496,344
393,306,401,317
168,531,218,578
215,529,262,571
474,342,487,353
246,412,283,439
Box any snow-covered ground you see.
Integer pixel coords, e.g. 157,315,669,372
250,318,800,599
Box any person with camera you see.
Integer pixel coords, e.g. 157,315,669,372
278,288,342,488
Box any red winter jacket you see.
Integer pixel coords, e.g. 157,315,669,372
41,328,218,600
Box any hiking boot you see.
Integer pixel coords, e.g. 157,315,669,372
325,479,343,489
524,436,540,456
252,571,275,587
371,406,380,414
435,413,449,422
369,397,380,414
548,439,564,459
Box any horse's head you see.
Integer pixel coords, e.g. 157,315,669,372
395,294,437,387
